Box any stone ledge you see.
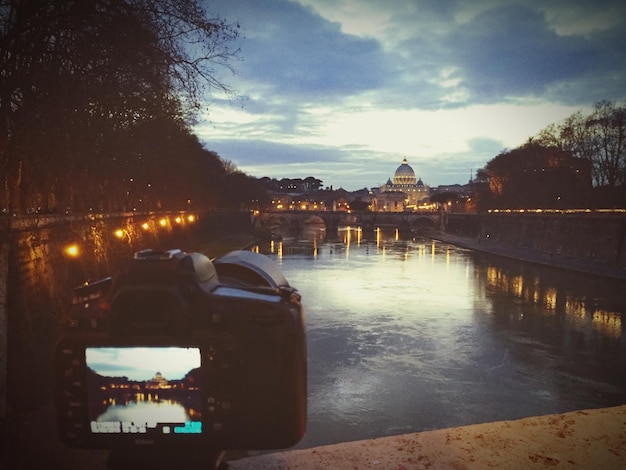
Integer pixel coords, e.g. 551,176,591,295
228,405,626,469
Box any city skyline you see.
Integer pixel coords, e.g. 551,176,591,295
194,0,626,191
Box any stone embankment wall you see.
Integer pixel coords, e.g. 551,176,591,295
444,212,626,270
0,211,252,415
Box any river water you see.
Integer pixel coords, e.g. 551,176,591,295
254,228,626,449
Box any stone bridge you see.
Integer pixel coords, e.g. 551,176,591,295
254,210,443,234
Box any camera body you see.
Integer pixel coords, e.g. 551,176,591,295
56,249,306,452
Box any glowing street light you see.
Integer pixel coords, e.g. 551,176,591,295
64,244,80,258
113,228,133,246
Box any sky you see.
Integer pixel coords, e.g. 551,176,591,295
194,0,626,191
86,347,201,381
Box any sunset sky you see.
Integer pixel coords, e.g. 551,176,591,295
194,0,626,190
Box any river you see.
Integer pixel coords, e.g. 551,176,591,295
253,228,626,449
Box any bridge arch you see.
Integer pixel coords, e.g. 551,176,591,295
302,215,326,226
260,214,292,229
409,216,438,230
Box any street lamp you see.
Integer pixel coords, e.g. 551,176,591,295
64,244,80,258
113,228,133,246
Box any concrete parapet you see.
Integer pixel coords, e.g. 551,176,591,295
229,405,626,469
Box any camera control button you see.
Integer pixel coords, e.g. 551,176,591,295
206,396,232,416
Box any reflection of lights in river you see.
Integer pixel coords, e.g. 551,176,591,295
343,226,351,246
544,288,557,311
273,241,625,448
485,265,622,336
592,310,622,338
511,275,523,297
341,226,363,248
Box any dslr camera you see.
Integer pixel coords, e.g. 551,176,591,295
56,249,306,456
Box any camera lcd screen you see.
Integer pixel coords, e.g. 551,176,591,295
85,347,202,436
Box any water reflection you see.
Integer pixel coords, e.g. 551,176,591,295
482,263,622,338
95,399,191,424
255,231,626,449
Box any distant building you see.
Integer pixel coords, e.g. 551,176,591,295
146,371,170,389
373,158,430,212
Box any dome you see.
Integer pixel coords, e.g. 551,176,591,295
393,158,417,185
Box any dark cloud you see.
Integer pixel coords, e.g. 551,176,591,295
210,0,626,107
449,5,598,102
210,0,390,97
205,138,346,166
383,1,626,108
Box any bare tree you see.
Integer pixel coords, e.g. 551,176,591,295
0,0,240,212
535,101,626,188
589,100,626,187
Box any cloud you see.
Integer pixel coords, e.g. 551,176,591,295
210,0,390,98
197,0,626,191
447,5,593,102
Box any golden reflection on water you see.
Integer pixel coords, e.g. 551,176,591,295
259,224,623,340
593,310,622,338
485,265,622,337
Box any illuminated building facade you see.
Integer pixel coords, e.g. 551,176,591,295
373,158,430,212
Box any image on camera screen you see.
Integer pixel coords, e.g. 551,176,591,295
85,347,202,435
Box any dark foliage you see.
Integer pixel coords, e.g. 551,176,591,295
481,142,593,210
0,0,255,213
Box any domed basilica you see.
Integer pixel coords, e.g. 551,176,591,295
373,158,430,212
